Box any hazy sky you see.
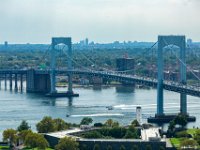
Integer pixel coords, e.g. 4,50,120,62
0,0,200,43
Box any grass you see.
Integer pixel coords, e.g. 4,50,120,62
0,146,9,150
170,138,183,148
187,129,199,137
23,148,53,150
170,129,200,149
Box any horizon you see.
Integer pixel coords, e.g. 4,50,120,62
0,0,200,44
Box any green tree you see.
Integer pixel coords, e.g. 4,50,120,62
55,137,79,150
17,120,31,131
120,145,126,150
83,131,103,139
54,118,69,131
131,120,140,127
109,127,126,138
131,145,139,150
107,145,112,150
24,132,49,149
175,115,187,128
123,130,137,139
105,119,119,127
36,116,55,133
81,144,88,150
93,144,100,150
3,129,17,147
80,117,93,125
145,145,152,150
159,146,165,150
168,120,175,131
36,135,50,149
18,130,32,142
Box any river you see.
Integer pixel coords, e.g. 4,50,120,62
0,84,200,139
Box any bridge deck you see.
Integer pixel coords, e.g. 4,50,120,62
0,69,199,97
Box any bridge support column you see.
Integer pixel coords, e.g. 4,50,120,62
157,36,164,116
67,39,73,94
20,74,23,92
9,73,12,90
0,75,1,89
180,37,187,115
15,74,18,91
50,45,56,93
46,37,79,97
5,74,7,90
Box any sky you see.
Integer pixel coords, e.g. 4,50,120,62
0,0,200,44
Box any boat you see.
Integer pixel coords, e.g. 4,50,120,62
106,106,113,110
66,114,70,117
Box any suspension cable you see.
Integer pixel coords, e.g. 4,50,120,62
163,39,200,82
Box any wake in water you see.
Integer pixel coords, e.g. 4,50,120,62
113,102,200,110
70,113,124,117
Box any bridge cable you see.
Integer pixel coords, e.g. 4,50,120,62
163,39,200,83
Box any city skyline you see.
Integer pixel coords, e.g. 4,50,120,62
0,0,200,43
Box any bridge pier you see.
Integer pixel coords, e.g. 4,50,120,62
15,74,18,91
180,39,187,115
9,73,12,90
20,74,23,92
148,35,195,123
5,74,7,90
46,37,79,97
27,69,51,93
0,75,2,89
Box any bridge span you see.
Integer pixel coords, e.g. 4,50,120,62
0,69,199,98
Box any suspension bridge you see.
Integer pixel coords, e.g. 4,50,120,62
0,35,199,123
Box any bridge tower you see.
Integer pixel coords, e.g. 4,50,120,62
157,35,187,116
49,37,78,97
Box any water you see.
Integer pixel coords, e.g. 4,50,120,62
0,84,200,139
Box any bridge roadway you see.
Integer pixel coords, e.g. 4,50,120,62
0,69,200,97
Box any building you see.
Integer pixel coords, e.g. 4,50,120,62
116,58,135,75
136,106,142,125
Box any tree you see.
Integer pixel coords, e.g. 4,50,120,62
24,132,49,149
55,137,79,150
145,145,152,150
94,123,103,127
131,145,139,150
123,130,138,139
120,145,126,150
105,119,113,127
18,130,32,142
93,144,101,150
167,120,176,137
131,120,140,127
3,129,17,147
106,145,112,150
81,144,88,150
54,118,69,131
17,120,31,131
175,115,187,128
36,135,50,149
105,119,119,128
36,116,55,133
83,131,103,139
168,120,175,131
109,127,126,138
159,146,165,150
80,117,93,125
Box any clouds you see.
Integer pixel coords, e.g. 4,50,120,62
0,0,199,43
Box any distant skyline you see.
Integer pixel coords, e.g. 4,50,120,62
0,0,200,44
